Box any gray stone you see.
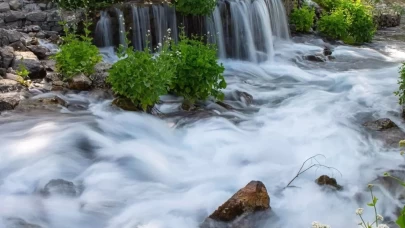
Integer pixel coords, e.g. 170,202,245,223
27,45,48,60
16,95,68,112
26,25,41,32
0,2,10,13
8,0,21,10
51,25,62,32
90,62,111,89
12,51,45,79
0,68,6,76
0,91,22,111
0,78,23,92
23,3,39,12
38,3,46,10
0,46,14,68
46,10,60,22
26,11,47,22
69,73,92,91
35,31,45,39
4,10,24,22
9,41,28,51
0,28,22,45
41,59,56,72
42,179,77,197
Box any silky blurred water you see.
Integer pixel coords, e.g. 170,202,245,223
1,37,405,228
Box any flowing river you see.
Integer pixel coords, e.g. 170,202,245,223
2,26,405,228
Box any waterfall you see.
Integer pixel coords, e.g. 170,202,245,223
115,8,127,47
99,0,290,61
94,11,113,47
268,0,290,40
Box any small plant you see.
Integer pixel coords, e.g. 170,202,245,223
395,63,405,105
173,0,217,15
108,33,174,111
52,0,119,10
16,62,29,79
170,30,226,103
313,0,342,12
52,18,102,80
318,8,349,40
290,5,316,33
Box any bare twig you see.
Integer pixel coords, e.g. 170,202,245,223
284,154,342,189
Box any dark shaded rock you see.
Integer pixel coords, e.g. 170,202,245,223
3,217,42,228
0,28,22,45
316,175,343,190
68,73,92,91
4,10,25,22
0,46,14,68
304,54,326,62
27,45,49,60
236,90,253,105
208,181,270,222
0,68,6,76
26,11,47,22
112,97,141,111
9,41,29,51
42,179,77,197
12,51,45,79
216,101,233,110
323,47,333,56
89,89,113,101
89,62,111,89
41,59,56,72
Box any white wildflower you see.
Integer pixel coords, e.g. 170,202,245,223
377,214,384,221
311,221,331,228
356,208,364,215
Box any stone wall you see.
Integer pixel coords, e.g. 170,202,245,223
0,0,61,37
375,14,401,29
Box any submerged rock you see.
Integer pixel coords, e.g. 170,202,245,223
112,97,142,112
41,179,78,197
363,118,405,147
209,181,270,222
304,54,326,62
15,95,68,112
316,175,342,190
3,217,42,228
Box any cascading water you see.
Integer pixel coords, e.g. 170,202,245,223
132,5,151,51
268,0,290,39
115,8,127,47
94,11,113,47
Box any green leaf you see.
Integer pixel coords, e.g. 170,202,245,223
397,206,405,228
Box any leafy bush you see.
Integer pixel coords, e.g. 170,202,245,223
108,36,175,110
52,0,119,10
317,0,375,44
395,63,405,105
313,0,342,12
170,34,226,102
173,0,217,15
290,5,315,33
318,8,349,40
52,20,102,79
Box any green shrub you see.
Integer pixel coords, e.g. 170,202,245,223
108,37,175,110
395,63,405,105
170,34,226,102
313,0,342,12
290,5,315,33
16,62,29,79
173,0,217,15
318,8,349,40
52,0,119,10
317,0,375,44
52,21,102,79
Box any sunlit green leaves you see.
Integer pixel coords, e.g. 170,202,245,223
290,5,315,33
173,0,217,15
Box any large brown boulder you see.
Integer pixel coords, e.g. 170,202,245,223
68,73,92,91
209,181,270,222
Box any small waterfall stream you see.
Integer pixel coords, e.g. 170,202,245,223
94,0,289,62
94,11,113,47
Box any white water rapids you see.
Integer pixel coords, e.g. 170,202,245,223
1,37,405,228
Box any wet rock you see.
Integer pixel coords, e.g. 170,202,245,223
316,175,342,190
12,51,45,79
89,89,113,101
323,46,333,56
0,46,15,68
236,90,253,105
208,181,270,222
216,101,234,110
363,118,405,147
304,54,326,62
68,73,92,91
41,179,77,197
0,78,23,92
112,97,141,111
0,92,24,111
3,217,42,228
89,62,111,89
42,59,56,72
27,45,49,60
15,95,68,112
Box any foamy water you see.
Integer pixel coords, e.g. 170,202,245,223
0,38,404,228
